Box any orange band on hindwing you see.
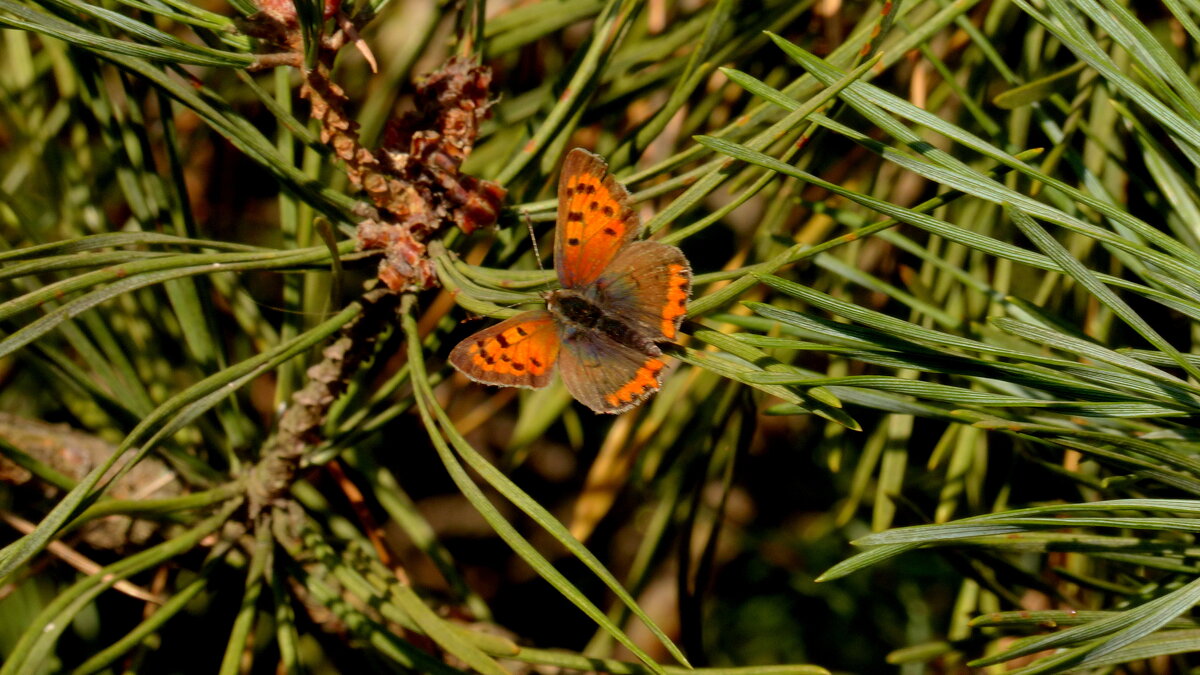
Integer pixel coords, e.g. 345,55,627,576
604,358,665,408
659,263,689,338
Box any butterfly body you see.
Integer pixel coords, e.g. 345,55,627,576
449,149,691,414
546,289,662,359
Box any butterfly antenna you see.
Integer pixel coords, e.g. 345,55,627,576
523,209,545,272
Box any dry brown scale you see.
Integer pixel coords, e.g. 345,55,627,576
241,0,505,292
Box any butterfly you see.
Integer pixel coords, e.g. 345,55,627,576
448,148,692,414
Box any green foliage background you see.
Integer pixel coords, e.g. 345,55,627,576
3,0,1200,673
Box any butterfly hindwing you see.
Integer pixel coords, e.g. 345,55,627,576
555,149,640,290
588,240,691,341
448,311,560,389
557,327,667,414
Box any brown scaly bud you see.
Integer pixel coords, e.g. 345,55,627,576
369,57,506,235
255,0,341,26
244,1,504,292
357,218,437,291
238,11,301,55
348,57,506,291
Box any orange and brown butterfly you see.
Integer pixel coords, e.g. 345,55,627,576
448,148,691,414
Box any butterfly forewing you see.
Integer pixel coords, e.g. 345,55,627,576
554,149,640,290
448,311,560,389
557,328,667,414
589,240,691,341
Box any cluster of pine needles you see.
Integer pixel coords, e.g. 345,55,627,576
4,0,1200,673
